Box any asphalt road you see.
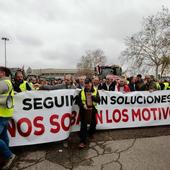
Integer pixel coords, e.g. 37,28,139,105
8,126,170,170
1,125,170,170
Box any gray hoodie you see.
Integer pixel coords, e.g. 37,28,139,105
0,77,10,94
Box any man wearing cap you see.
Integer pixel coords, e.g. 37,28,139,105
0,66,16,169
77,78,100,148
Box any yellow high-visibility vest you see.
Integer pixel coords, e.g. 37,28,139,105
29,82,35,90
81,88,98,109
163,82,169,90
156,82,161,90
19,81,28,92
0,80,14,118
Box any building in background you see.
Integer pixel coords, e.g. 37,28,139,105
30,68,78,79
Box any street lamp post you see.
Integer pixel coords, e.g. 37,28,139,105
1,37,9,67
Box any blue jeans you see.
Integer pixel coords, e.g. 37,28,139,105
0,117,13,159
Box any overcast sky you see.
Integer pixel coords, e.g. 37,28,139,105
0,0,169,69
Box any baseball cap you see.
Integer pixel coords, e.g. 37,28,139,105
84,78,92,84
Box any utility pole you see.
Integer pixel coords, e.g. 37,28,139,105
1,37,9,67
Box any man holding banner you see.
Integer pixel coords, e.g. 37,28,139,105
0,66,16,170
77,78,100,148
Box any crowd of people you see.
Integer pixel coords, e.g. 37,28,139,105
26,72,169,92
0,66,170,169
9,69,170,93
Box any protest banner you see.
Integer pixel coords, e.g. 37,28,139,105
9,89,170,146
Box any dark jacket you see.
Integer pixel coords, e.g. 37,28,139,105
128,83,136,91
97,83,103,90
135,80,145,91
101,82,116,91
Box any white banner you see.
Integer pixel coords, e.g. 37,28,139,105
8,89,170,147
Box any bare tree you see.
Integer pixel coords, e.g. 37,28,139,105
121,7,170,78
160,55,170,76
77,49,106,77
86,49,106,67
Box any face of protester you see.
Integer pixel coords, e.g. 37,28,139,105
144,76,151,84
0,70,5,78
93,78,99,86
103,79,106,83
119,79,125,87
84,82,92,90
115,78,120,84
58,79,62,84
133,77,137,83
137,76,142,82
31,77,37,84
106,78,110,85
39,79,44,85
131,77,136,84
64,75,72,85
79,77,85,85
15,72,24,83
110,78,114,83
64,78,72,85
99,79,103,84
